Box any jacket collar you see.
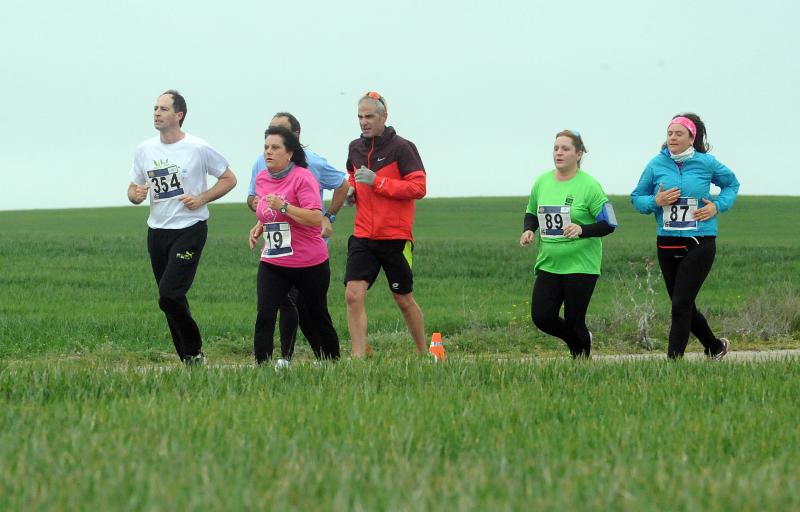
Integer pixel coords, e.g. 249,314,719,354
360,126,396,148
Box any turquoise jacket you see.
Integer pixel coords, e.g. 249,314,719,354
630,148,740,237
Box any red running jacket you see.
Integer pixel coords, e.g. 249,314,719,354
346,126,426,240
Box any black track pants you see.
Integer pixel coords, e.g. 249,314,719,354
147,221,207,360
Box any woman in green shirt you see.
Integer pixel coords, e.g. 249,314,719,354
520,130,617,357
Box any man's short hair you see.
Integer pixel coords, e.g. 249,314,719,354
272,112,301,133
162,89,187,127
359,91,387,115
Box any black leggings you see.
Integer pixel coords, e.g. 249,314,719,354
255,260,339,363
657,236,725,359
531,271,598,358
147,221,207,360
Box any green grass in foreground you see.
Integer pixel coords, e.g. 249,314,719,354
1,357,799,510
1,198,799,511
0,196,798,360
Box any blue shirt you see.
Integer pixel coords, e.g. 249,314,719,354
248,149,346,209
630,148,740,237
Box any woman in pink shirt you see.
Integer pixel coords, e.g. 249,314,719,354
248,126,340,365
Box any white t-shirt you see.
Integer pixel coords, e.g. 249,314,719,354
129,134,229,229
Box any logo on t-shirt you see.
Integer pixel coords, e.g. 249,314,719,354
565,194,574,206
258,193,287,223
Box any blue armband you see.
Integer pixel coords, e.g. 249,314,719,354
596,202,618,228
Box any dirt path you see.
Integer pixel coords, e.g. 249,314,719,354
127,349,800,373
592,349,800,362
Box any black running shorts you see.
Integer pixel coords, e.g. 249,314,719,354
344,236,414,294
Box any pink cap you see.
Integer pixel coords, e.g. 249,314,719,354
669,116,696,139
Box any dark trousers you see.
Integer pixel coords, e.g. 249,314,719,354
278,287,323,360
255,260,339,363
147,221,207,360
531,271,598,358
657,236,724,359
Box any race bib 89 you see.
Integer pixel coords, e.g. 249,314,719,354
662,197,698,230
147,165,184,202
537,205,572,238
261,222,293,258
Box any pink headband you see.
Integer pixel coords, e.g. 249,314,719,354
669,116,696,139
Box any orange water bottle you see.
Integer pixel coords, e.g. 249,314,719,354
429,332,446,362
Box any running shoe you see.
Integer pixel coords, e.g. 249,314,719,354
712,338,729,360
274,358,291,370
184,352,206,367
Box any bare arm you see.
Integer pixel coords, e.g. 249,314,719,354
248,221,263,250
320,178,350,237
327,178,349,216
181,168,237,210
287,205,323,227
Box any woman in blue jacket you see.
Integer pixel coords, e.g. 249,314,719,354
631,113,740,359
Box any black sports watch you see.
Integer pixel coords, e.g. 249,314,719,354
279,202,289,214
324,212,336,223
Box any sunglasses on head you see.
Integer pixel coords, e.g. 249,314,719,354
364,91,386,107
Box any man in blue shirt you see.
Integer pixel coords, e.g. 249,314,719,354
247,112,349,366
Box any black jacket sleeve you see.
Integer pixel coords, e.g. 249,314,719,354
578,220,615,238
523,212,539,232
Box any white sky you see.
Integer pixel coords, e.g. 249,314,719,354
1,0,797,211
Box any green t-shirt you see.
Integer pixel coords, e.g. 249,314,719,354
525,169,608,275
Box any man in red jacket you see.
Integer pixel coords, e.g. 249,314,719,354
344,91,427,357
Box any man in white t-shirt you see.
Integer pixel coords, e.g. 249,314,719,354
127,89,237,365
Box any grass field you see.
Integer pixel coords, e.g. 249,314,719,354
0,196,798,360
1,196,799,510
1,358,799,510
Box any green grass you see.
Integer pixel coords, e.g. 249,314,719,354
0,196,798,360
1,357,799,510
1,197,799,510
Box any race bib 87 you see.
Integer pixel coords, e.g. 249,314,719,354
537,205,572,238
147,165,184,202
662,197,698,230
261,222,293,258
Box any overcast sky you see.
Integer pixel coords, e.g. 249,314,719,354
1,0,797,211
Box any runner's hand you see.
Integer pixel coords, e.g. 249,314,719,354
345,187,356,206
180,194,207,210
563,224,583,239
321,216,333,238
132,183,149,203
693,198,718,221
247,195,260,212
265,194,284,210
655,183,681,207
520,230,535,247
249,222,263,250
355,166,376,185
